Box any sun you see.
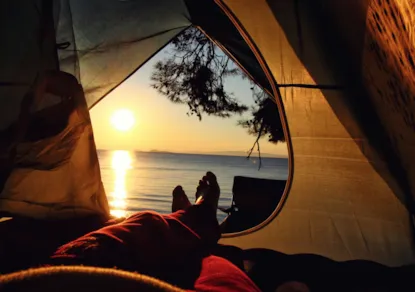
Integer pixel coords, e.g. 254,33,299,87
111,109,135,131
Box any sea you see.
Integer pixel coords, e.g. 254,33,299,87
97,150,288,222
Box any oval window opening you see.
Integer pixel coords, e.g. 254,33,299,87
91,27,289,234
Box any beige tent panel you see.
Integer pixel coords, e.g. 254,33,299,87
362,1,415,199
220,0,415,266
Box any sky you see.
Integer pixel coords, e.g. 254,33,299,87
90,45,288,157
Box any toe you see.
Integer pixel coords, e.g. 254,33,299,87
206,171,217,181
198,179,208,188
173,185,185,196
172,185,191,212
206,172,219,188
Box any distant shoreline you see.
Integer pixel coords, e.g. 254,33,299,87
97,149,288,159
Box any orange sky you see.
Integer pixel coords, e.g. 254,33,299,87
90,49,288,157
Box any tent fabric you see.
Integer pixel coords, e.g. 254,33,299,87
0,72,109,219
219,0,415,266
265,0,415,213
362,0,415,207
0,0,191,121
0,1,111,219
0,0,59,131
55,0,191,108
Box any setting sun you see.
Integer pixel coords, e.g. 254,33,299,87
111,109,135,131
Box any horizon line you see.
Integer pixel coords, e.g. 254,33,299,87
96,149,288,158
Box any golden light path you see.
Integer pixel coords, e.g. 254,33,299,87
109,150,132,218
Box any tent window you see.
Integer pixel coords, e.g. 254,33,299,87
90,27,288,234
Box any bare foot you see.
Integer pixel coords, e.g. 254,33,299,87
195,171,220,210
172,185,191,212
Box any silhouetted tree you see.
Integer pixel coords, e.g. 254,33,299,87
151,27,284,164
238,88,285,167
151,28,247,120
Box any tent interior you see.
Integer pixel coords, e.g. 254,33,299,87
1,0,415,290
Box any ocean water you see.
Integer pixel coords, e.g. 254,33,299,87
97,150,288,222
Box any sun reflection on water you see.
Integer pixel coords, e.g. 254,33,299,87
109,150,132,218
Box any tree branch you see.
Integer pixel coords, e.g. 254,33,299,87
246,121,264,170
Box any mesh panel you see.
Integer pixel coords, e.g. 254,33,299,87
55,0,190,108
0,0,58,130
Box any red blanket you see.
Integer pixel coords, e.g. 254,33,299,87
50,206,260,291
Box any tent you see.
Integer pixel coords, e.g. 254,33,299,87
0,0,414,269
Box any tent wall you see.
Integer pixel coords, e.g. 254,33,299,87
220,0,415,266
56,0,190,108
362,0,415,208
1,0,191,128
313,1,415,206
0,1,111,219
0,0,59,131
